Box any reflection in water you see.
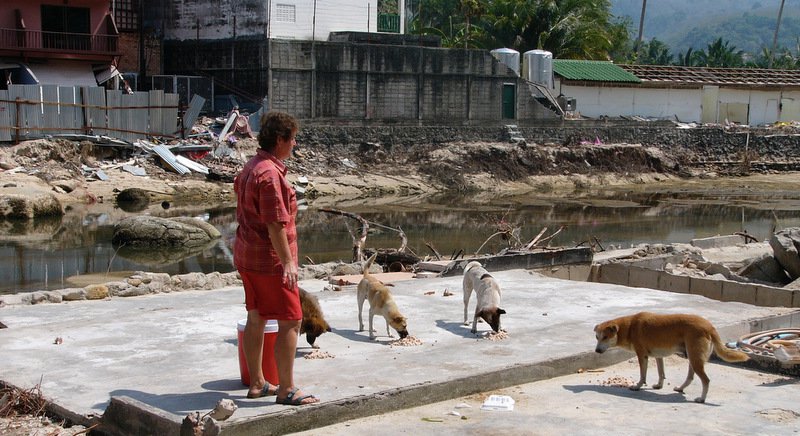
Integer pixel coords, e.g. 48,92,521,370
2,191,800,295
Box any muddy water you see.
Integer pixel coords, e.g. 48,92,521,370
3,177,800,295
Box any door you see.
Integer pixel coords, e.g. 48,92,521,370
780,98,800,122
701,85,719,123
502,84,516,119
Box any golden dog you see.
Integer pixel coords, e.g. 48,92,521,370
594,311,749,403
299,287,331,348
462,261,505,334
357,253,409,340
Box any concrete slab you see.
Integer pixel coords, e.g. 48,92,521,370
0,270,796,435
292,355,800,436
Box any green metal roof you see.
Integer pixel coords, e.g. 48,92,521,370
553,60,641,83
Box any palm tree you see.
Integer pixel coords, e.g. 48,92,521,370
639,38,672,65
696,38,744,67
635,0,647,58
480,0,621,59
676,47,698,66
769,0,786,68
459,0,486,49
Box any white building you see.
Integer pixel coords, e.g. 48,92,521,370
162,0,406,41
552,60,800,126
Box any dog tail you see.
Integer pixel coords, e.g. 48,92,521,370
362,252,378,277
711,330,749,362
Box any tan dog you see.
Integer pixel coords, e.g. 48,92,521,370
462,261,506,334
594,312,749,403
357,253,409,340
299,287,331,348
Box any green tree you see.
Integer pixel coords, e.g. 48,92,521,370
459,0,486,48
413,0,628,58
749,44,800,69
695,38,745,67
412,0,487,48
675,47,700,66
638,38,673,65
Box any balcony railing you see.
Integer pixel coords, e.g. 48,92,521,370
0,28,118,55
377,13,400,33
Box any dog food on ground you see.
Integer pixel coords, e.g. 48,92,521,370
483,330,509,341
304,349,335,359
390,336,424,347
597,376,636,387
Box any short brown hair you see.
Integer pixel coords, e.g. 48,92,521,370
258,111,299,151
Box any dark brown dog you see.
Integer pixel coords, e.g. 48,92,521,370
299,287,331,348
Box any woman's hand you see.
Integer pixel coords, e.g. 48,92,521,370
283,262,298,287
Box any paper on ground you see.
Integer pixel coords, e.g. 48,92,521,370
481,394,514,411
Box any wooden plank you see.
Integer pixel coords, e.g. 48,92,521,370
58,86,78,135
148,90,164,136
439,247,595,277
163,93,179,136
0,90,11,142
41,85,59,135
106,90,122,141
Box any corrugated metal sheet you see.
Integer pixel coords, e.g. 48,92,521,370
183,94,206,131
0,85,182,142
153,144,190,175
0,90,10,141
553,60,641,83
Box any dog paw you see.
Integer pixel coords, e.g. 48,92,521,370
652,383,663,390
629,385,643,391
693,397,705,403
674,387,685,393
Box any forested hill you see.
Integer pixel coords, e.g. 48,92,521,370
611,0,800,55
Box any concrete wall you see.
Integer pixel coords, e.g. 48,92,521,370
163,38,558,124
591,263,800,308
557,80,800,126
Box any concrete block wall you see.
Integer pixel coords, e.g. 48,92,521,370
593,263,800,308
471,78,503,121
162,38,546,124
370,74,418,119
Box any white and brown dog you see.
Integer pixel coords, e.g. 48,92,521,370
594,311,749,403
357,253,409,340
462,260,505,334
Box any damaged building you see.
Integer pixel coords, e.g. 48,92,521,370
145,0,561,124
0,0,122,89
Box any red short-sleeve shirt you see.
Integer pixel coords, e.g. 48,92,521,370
233,149,298,274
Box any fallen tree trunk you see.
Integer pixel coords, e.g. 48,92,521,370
320,208,369,262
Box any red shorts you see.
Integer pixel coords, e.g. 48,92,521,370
239,269,302,321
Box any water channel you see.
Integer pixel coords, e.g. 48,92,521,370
3,181,800,295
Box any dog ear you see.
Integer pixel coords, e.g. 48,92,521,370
608,325,618,334
497,308,506,314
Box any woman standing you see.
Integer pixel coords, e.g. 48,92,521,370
234,111,318,406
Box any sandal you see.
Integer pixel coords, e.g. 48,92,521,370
246,383,279,399
276,387,318,406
